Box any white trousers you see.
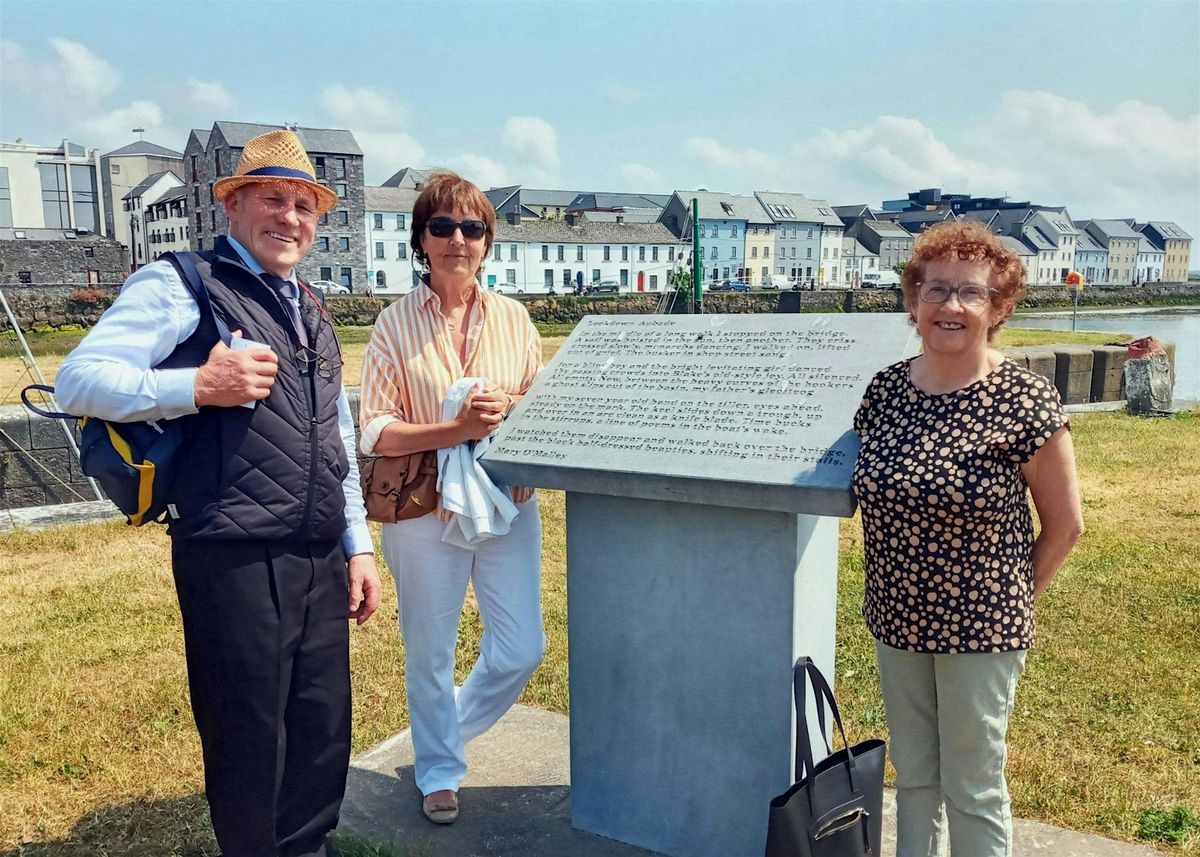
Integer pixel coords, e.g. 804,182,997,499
875,641,1027,857
382,497,545,796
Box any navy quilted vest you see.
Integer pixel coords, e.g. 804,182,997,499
166,237,348,541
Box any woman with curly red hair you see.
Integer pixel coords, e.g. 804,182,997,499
852,220,1084,857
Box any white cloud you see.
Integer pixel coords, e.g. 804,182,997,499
501,116,560,185
356,131,427,181
320,84,407,128
684,137,780,176
972,90,1199,220
186,79,235,115
80,101,170,148
0,37,120,106
787,116,1018,201
452,154,510,189
619,162,665,190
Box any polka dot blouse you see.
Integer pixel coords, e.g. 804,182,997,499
852,358,1068,654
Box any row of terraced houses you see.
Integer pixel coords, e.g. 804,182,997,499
0,124,1191,293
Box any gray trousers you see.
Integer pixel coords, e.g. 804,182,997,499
875,641,1027,857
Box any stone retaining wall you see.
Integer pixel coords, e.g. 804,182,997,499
2,281,1197,331
1000,343,1175,406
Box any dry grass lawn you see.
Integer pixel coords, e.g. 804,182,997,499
1,411,1198,854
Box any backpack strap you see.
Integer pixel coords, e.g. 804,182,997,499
164,251,233,345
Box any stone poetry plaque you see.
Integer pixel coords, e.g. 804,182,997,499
483,314,919,513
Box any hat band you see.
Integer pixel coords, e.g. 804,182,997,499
244,166,317,182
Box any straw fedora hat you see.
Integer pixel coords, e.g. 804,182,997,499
213,129,339,214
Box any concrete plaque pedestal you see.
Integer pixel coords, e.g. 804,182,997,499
482,314,919,857
566,494,837,857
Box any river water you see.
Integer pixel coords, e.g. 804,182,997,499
1012,305,1200,401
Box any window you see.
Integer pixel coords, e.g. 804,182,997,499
191,155,199,181
833,247,839,258
319,212,329,226
731,225,738,238
603,245,611,262
592,269,600,282
214,149,223,177
211,211,217,230
374,213,383,229
669,246,676,261
622,246,629,262
509,244,517,261
336,183,347,198
506,269,516,284
375,241,384,259
700,225,707,238
751,247,758,258
806,247,812,258
194,186,200,206
396,214,406,229
731,247,737,259
197,238,203,250
377,271,386,288
711,247,717,259
639,246,645,262
557,245,564,262
340,267,352,287
723,267,730,279
318,237,330,251
209,184,215,204
764,247,770,258
620,269,629,286
315,157,326,179
807,228,813,239
339,237,350,251
335,158,347,179
823,247,829,259
338,210,349,225
493,245,501,261
38,163,69,228
649,275,658,289
544,269,554,288
397,243,407,259
196,213,202,233
577,245,584,262
18,271,33,284
652,246,659,262
321,266,333,280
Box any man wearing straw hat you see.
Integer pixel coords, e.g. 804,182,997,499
57,129,381,856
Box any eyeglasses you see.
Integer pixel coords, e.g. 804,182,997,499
918,282,994,307
295,346,341,380
253,190,318,224
427,217,488,240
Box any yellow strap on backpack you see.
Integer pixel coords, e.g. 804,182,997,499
98,419,157,527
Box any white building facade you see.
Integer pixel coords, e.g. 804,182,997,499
364,186,419,294
0,139,107,234
143,185,190,265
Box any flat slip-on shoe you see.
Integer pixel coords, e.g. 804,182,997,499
422,792,459,825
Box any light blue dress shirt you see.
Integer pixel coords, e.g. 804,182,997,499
55,237,373,558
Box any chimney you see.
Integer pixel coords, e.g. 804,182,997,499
616,214,624,224
507,210,521,225
566,213,576,226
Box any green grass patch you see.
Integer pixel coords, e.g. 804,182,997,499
1137,806,1200,847
998,327,1131,348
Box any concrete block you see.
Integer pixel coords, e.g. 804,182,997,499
0,414,31,452
566,494,838,857
0,448,70,490
2,486,46,509
1054,348,1094,405
1126,355,1174,414
1091,347,1128,403
29,414,71,449
1024,349,1058,387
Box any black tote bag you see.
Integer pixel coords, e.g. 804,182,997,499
765,657,886,857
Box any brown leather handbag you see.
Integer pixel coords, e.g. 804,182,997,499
360,450,439,523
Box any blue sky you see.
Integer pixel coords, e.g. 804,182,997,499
3,0,1198,262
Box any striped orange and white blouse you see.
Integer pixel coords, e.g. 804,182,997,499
358,281,542,509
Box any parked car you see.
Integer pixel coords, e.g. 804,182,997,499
861,271,900,288
590,279,621,295
764,274,790,290
488,284,525,295
311,279,351,295
712,279,751,292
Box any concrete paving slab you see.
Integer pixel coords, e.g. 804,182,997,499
340,704,1163,857
0,499,121,533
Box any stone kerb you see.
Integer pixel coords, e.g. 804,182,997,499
0,404,97,509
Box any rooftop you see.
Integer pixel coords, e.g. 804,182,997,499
212,121,363,156
365,186,422,212
102,140,184,159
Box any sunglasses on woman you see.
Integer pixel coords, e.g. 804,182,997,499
427,217,488,240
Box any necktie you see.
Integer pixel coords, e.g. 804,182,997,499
262,273,309,348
